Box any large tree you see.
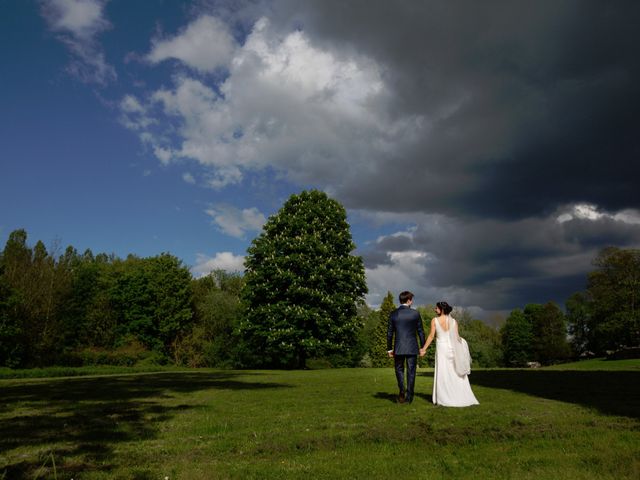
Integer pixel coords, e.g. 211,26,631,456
501,309,533,367
182,269,245,367
0,229,195,367
240,190,367,368
0,230,31,366
525,302,570,365
108,253,193,354
565,247,640,356
0,265,24,367
587,247,640,352
565,291,592,356
370,291,395,367
0,231,69,366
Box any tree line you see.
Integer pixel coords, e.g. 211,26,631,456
0,190,367,369
1,192,638,369
360,244,639,369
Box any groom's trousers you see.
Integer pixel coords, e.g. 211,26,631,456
394,354,417,399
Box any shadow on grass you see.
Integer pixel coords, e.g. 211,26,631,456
420,370,639,419
373,391,434,404
414,392,434,403
373,392,398,403
0,372,290,479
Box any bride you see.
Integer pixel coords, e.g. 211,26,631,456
420,301,479,407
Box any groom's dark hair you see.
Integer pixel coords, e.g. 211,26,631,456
399,291,414,304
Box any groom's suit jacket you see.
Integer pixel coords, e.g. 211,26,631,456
387,305,426,355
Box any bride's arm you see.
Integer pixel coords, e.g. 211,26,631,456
421,318,436,352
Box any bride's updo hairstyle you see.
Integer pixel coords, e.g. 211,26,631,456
436,301,453,315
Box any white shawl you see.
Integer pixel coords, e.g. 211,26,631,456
448,316,472,376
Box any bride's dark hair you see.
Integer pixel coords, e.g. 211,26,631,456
436,301,453,315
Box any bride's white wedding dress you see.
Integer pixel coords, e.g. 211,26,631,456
433,317,479,407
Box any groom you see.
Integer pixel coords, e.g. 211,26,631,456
387,291,425,404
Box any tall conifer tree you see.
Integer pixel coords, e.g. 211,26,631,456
371,291,395,367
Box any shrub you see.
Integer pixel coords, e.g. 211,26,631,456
71,339,153,366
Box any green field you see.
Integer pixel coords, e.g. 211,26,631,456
1,361,639,479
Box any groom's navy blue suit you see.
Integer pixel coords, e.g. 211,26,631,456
387,305,425,403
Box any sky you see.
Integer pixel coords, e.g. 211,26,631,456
1,0,639,318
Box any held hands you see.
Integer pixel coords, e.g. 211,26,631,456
419,348,427,357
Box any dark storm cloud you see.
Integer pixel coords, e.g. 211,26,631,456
361,213,640,309
170,1,640,312
276,0,640,220
372,234,414,253
561,216,640,247
359,249,391,268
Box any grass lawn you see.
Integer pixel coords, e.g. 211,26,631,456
1,361,638,479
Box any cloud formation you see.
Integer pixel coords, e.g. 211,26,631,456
146,15,236,72
275,0,640,220
116,1,640,312
205,204,266,239
360,205,640,311
121,15,419,188
123,2,640,218
191,251,245,277
40,0,116,84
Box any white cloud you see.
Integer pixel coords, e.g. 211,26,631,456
365,246,471,309
205,204,266,238
613,210,640,224
205,167,244,189
375,227,418,244
182,172,196,184
147,15,236,72
120,94,146,114
119,95,157,131
366,250,429,299
43,0,107,37
153,146,173,165
191,252,245,277
557,204,604,223
557,204,640,225
40,0,115,84
127,16,422,188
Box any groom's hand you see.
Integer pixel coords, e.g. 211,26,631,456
387,351,394,358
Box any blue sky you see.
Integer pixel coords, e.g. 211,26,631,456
2,0,639,316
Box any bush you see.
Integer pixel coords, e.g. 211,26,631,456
71,339,154,366
134,350,167,367
607,347,640,360
358,353,373,368
171,326,209,368
306,358,334,369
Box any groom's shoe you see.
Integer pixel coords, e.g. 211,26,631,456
405,394,414,404
397,391,406,404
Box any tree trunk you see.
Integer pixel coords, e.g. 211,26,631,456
297,348,306,369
